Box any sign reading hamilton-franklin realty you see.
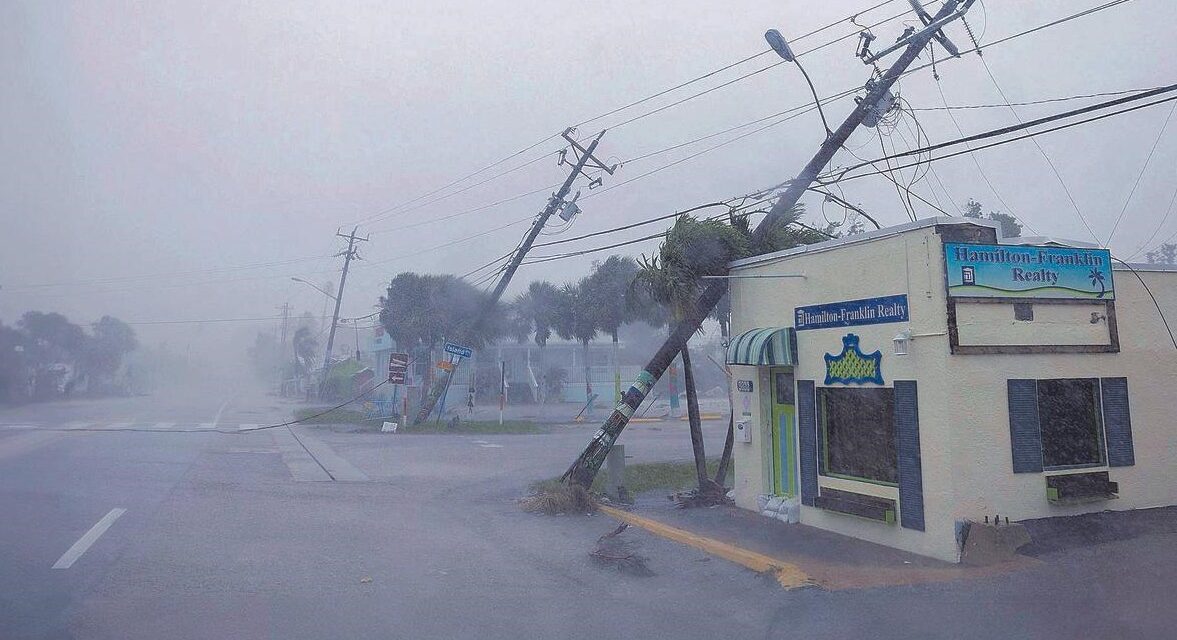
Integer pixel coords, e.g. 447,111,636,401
944,243,1114,300
794,294,909,331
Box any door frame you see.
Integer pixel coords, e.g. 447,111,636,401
769,367,797,497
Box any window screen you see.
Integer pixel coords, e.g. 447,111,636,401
1037,378,1104,468
774,371,795,404
818,387,897,484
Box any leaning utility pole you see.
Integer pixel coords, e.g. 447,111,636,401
321,226,368,393
414,128,616,424
563,0,976,487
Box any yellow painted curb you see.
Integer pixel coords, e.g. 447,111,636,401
597,505,813,590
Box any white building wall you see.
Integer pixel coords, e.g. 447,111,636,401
730,221,1177,562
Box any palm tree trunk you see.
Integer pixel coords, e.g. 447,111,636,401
421,343,435,403
611,331,621,404
715,320,735,487
537,345,546,404
582,339,593,416
562,282,728,488
680,343,709,489
714,414,735,487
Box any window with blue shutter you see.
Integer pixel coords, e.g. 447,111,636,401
1101,377,1135,467
797,380,818,507
894,381,924,531
1007,379,1043,473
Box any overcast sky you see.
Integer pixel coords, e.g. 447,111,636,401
2,0,1175,354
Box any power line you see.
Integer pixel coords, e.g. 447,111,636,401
367,181,561,236
346,134,561,228
827,93,1177,187
1111,257,1177,350
125,314,327,326
532,201,742,249
562,2,1138,213
1127,184,1177,261
352,0,1132,275
931,77,1038,235
825,84,1177,181
3,253,336,292
911,87,1158,111
572,0,904,130
520,197,779,266
343,1,929,233
601,2,925,133
976,54,1100,243
48,381,390,434
1105,99,1177,246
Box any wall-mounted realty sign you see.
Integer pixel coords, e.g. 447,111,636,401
795,294,908,331
944,243,1114,299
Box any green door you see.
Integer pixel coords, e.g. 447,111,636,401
770,368,797,496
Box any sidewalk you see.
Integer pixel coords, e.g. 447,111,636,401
599,499,1038,590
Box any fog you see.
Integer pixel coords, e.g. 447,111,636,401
3,0,1175,368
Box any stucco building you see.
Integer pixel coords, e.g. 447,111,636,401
724,217,1177,562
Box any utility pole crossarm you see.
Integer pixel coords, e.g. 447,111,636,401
562,0,974,488
561,129,618,175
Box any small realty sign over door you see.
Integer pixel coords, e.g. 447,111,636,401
794,295,909,331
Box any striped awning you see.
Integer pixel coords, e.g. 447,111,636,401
725,327,798,366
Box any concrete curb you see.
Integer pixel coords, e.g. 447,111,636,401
597,505,814,590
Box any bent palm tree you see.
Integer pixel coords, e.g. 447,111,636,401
632,215,749,493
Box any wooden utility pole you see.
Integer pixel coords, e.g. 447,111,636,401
321,226,367,393
564,0,976,487
414,128,615,424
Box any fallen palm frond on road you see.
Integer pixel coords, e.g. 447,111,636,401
520,484,596,515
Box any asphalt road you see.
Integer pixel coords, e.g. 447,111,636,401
2,380,1175,639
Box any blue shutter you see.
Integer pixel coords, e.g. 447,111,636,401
1101,377,1135,467
894,381,924,531
1007,379,1043,473
797,380,818,507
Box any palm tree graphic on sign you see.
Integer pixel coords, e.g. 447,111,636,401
1089,268,1107,298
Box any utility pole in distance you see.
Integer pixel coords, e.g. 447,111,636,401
414,128,616,424
321,226,368,394
563,0,976,488
277,302,290,393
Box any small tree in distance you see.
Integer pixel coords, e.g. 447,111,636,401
964,198,1021,238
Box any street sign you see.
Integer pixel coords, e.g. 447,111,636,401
388,352,409,384
443,342,473,359
437,360,455,372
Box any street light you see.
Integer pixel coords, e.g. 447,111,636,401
764,28,832,137
290,277,338,301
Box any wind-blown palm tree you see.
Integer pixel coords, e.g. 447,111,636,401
292,327,319,377
633,215,749,493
